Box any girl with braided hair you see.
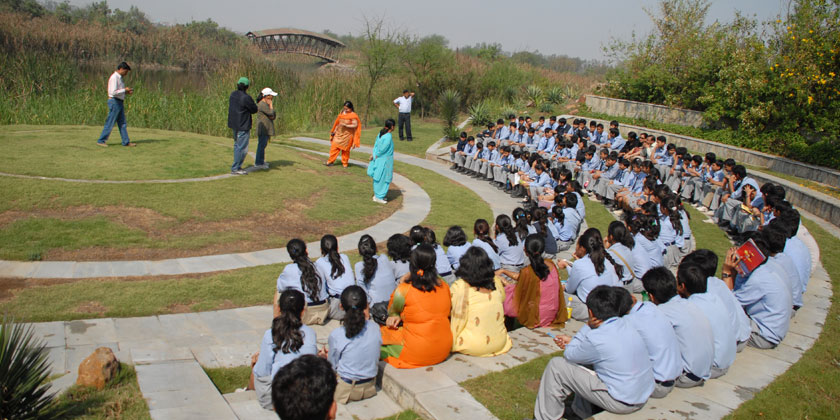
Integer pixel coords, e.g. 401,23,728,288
557,228,621,321
276,239,329,325
315,234,356,320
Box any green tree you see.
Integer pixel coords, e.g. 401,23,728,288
359,16,398,124
397,34,455,117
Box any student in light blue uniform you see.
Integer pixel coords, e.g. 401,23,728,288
250,289,318,409
593,153,621,198
443,225,471,271
277,238,330,325
715,165,759,224
605,221,642,293
494,214,527,272
355,235,397,306
775,208,812,296
654,143,675,180
620,287,682,398
315,234,356,320
641,267,714,388
657,196,685,269
676,264,736,379
410,225,455,284
607,128,625,152
454,136,476,171
328,286,382,404
558,228,621,321
533,286,653,420
478,142,500,180
723,234,792,349
628,212,664,276
763,223,803,309
472,219,501,270
552,194,582,251
526,163,552,204
682,250,752,351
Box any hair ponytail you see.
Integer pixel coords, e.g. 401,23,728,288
273,289,305,354
608,221,634,249
604,251,624,279
358,235,378,285
512,208,530,240
340,286,368,339
524,234,550,280
320,234,345,278
287,239,321,301
474,219,499,253
380,118,396,137
495,214,519,246
662,195,684,236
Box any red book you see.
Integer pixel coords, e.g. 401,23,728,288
736,239,766,276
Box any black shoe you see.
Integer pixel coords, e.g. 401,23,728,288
450,164,458,170
399,138,405,141
407,137,413,141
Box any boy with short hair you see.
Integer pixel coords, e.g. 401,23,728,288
272,355,338,420
533,286,653,420
454,135,476,172
476,141,500,179
592,151,620,200
641,267,714,388
449,132,468,169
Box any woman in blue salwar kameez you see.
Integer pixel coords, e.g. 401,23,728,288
368,119,396,204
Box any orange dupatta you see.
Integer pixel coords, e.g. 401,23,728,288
330,111,362,148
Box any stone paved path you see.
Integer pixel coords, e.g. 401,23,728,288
24,138,836,420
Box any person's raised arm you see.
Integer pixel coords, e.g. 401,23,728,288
721,247,739,290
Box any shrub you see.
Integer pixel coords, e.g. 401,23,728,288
468,100,493,127
524,85,543,107
546,86,564,104
0,317,65,420
439,89,461,139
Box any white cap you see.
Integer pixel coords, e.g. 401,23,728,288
261,87,278,97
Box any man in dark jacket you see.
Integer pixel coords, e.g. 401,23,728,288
228,77,258,175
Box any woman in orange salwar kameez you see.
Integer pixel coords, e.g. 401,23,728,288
326,101,362,168
380,244,452,369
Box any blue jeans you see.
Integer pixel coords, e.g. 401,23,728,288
97,98,130,145
255,133,269,166
232,130,250,171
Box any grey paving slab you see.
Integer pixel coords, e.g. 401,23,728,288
114,316,166,342
157,313,214,338
788,306,826,339
72,262,114,278
110,260,151,277
436,355,489,383
415,385,499,420
65,318,117,346
718,347,791,391
208,341,256,368
343,391,404,420
0,261,37,277
196,310,253,334
130,346,195,365
780,331,816,352
226,398,278,420
44,346,68,376
30,321,66,348
596,389,732,420
31,261,77,279
190,346,220,368
135,359,235,420
148,401,237,420
382,364,458,408
678,377,754,411
228,306,273,330
145,259,188,276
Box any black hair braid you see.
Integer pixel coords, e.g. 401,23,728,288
273,290,305,354
604,251,624,279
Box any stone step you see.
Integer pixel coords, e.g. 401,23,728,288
136,359,238,420
223,386,403,420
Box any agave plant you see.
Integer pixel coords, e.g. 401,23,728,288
546,86,565,105
524,85,543,107
0,317,63,420
467,100,493,127
563,85,582,103
438,89,462,139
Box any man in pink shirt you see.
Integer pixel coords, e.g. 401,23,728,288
96,62,135,147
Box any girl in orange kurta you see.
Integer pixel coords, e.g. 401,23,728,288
380,244,452,369
327,101,362,168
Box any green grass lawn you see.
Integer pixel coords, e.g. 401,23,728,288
204,365,251,394
51,362,150,420
0,128,399,260
0,125,238,180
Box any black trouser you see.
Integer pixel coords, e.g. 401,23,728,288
398,112,412,140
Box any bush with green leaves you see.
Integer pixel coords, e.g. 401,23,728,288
0,317,65,420
546,86,565,104
468,100,494,127
524,85,543,107
439,89,461,139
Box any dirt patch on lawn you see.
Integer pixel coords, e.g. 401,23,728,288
0,187,402,261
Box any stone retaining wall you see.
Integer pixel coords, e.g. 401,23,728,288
563,114,840,229
585,95,706,128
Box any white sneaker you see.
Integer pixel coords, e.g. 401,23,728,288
373,197,387,204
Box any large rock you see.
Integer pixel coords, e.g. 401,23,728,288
76,347,119,390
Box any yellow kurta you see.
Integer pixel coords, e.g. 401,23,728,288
449,277,513,357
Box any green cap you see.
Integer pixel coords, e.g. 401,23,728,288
237,77,250,86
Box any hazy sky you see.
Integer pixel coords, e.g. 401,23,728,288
66,0,788,61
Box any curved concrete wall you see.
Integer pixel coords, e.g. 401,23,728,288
585,95,706,128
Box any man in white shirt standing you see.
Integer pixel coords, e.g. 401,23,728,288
393,90,415,141
97,62,135,147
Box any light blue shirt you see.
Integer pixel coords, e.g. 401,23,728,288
556,207,581,242
485,149,500,163
687,293,736,370
533,171,551,188
625,301,682,382
535,135,548,152
564,317,654,405
658,214,684,248
630,234,652,280
707,276,752,343
656,295,714,379
631,173,647,194
524,135,538,149
494,232,526,266
565,255,619,303
657,152,674,167
634,233,664,271
431,244,453,275
540,136,556,153
315,254,356,297
573,192,586,218
609,135,626,151
515,158,530,172
328,321,381,381
472,240,501,270
679,210,692,240
602,163,620,180
617,169,635,188
446,243,471,270
253,326,317,378
462,143,476,155
607,243,635,284
734,262,792,345
785,236,812,293
591,130,605,144
277,263,328,304
768,254,802,308
355,255,397,304
390,259,409,280
496,126,511,140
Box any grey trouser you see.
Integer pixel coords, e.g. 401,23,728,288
328,297,345,321
579,171,594,190
681,177,701,201
493,166,508,183
594,178,612,197
747,319,778,349
535,358,645,420
605,183,624,200
568,294,589,321
464,156,476,171
622,277,645,294
556,239,575,252
665,172,682,193
477,161,493,178
717,198,743,223
708,187,726,210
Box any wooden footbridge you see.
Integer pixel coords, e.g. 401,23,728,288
245,28,345,63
